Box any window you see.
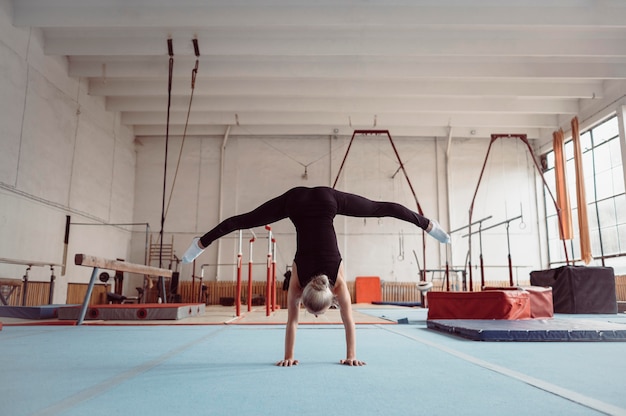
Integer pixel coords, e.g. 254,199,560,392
543,116,626,274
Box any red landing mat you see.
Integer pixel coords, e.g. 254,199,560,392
427,290,531,320
58,303,206,321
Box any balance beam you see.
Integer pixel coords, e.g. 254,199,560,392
74,254,173,325
0,257,63,305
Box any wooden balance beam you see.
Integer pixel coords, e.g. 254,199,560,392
0,257,63,305
74,254,173,325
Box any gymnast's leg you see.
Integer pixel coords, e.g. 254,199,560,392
182,190,291,263
334,189,450,244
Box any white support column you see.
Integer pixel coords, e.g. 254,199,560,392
617,106,626,193
215,125,231,280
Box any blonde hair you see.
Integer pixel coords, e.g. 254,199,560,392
301,274,334,315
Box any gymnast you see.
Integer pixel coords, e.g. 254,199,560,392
182,186,450,366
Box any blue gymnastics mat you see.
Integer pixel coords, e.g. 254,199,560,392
427,318,626,341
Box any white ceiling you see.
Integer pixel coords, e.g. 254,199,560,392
11,0,626,140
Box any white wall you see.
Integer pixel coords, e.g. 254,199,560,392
0,0,136,303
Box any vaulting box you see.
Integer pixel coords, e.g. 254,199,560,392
427,290,531,320
523,286,554,318
530,266,617,314
482,286,554,318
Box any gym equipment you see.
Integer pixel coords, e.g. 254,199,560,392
332,130,429,280
354,276,382,304
468,134,570,292
427,290,532,320
0,257,62,305
530,266,617,314
427,318,626,341
58,303,205,321
73,254,173,325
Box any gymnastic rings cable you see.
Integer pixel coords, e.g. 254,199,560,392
164,54,199,222
158,39,175,262
157,39,200,250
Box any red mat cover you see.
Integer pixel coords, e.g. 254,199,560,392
427,290,531,320
355,276,381,303
523,286,554,318
483,286,554,319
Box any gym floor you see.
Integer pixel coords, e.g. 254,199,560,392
1,306,625,416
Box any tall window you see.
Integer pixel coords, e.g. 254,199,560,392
543,115,626,274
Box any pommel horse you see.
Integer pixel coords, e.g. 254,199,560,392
74,254,172,325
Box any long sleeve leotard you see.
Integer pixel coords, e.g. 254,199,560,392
199,187,430,287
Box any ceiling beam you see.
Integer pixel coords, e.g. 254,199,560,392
133,124,540,139
14,1,626,28
121,111,558,129
70,56,626,79
44,28,626,57
107,96,579,114
89,78,603,99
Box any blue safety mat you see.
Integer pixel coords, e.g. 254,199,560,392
0,305,77,319
427,318,626,341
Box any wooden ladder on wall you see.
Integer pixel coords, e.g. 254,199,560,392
147,234,176,302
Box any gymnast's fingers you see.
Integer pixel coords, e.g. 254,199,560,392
276,359,299,367
340,358,366,366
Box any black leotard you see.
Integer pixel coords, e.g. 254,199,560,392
199,187,430,287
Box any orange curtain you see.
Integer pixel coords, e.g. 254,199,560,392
571,117,592,264
552,128,573,240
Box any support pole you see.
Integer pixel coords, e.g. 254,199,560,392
48,266,56,304
77,267,99,325
271,238,277,312
236,230,243,316
265,225,272,316
505,221,515,286
248,235,255,312
62,215,70,276
21,266,30,306
478,221,485,289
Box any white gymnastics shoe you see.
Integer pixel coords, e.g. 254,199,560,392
182,237,204,263
427,220,451,244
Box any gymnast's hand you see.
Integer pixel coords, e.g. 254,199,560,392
340,358,366,366
276,358,299,367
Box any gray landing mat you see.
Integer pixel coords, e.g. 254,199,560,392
427,318,626,341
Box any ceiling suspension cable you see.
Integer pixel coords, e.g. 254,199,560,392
158,38,175,267
164,38,201,221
